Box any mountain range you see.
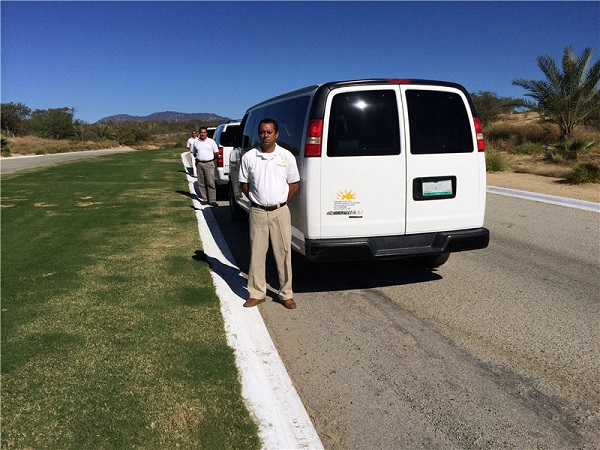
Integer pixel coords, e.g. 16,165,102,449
97,111,231,124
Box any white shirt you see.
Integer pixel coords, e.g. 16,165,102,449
192,137,218,161
239,144,300,206
187,136,197,153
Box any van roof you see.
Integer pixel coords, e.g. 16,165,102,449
247,78,472,114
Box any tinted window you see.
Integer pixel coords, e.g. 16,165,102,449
242,112,260,151
327,90,400,157
406,90,473,154
266,96,310,156
249,109,266,151
217,125,239,147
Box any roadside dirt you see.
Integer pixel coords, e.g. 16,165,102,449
487,171,599,203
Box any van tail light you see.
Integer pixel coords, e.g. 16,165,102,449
473,117,485,152
305,119,323,157
217,147,224,167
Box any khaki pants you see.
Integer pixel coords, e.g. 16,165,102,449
248,205,293,301
195,160,216,203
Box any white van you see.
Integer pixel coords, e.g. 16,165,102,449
212,121,241,185
229,79,489,266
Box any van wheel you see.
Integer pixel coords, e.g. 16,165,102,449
229,183,246,222
417,253,450,268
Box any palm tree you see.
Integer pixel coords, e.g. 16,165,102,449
92,123,114,141
72,120,88,141
512,45,600,139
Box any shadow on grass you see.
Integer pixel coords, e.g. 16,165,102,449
192,249,249,301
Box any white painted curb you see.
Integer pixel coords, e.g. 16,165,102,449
180,153,323,450
487,185,599,213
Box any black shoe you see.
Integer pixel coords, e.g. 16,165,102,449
210,202,219,207
200,200,209,205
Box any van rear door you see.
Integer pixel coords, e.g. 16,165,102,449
401,85,486,233
319,85,406,238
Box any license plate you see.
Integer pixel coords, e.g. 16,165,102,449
413,176,456,201
422,179,453,196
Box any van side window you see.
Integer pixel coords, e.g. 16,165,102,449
406,90,473,154
242,112,260,151
249,108,267,151
267,96,310,156
327,90,400,157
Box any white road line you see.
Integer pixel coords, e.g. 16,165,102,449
181,153,323,450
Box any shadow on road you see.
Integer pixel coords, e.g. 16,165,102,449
179,191,443,294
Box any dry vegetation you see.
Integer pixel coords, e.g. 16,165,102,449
2,132,189,156
4,135,121,155
485,112,600,181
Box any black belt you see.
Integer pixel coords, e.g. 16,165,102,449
197,158,214,163
251,201,286,211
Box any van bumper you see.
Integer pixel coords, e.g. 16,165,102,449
304,227,489,262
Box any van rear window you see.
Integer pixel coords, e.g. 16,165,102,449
218,126,239,147
327,90,400,157
406,90,474,154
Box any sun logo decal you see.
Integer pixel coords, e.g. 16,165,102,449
337,189,357,200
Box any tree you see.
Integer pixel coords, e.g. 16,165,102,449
512,45,600,138
470,91,526,125
1,102,31,136
72,119,89,141
29,107,75,139
92,123,114,140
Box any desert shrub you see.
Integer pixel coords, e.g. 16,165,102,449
486,122,556,147
114,124,150,146
174,133,189,148
544,149,567,164
485,123,515,142
513,142,545,155
486,151,506,172
4,136,121,155
1,134,10,156
544,139,597,162
565,163,600,184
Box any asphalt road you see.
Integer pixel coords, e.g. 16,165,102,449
0,148,136,174
212,194,599,449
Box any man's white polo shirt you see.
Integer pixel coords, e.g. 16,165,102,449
239,144,300,207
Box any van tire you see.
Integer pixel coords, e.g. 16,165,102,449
229,183,246,222
417,253,450,268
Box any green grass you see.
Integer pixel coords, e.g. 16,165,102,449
1,150,260,449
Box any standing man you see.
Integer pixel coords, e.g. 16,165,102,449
192,126,219,207
186,130,198,177
239,118,300,309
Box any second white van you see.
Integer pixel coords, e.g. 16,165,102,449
212,121,241,185
229,79,489,267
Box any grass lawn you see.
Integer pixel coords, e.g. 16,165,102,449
1,149,260,449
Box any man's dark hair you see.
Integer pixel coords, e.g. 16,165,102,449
199,126,208,132
258,118,278,133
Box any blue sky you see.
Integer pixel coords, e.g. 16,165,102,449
2,1,598,123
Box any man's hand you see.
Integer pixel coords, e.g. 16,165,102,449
287,182,299,203
240,182,249,198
